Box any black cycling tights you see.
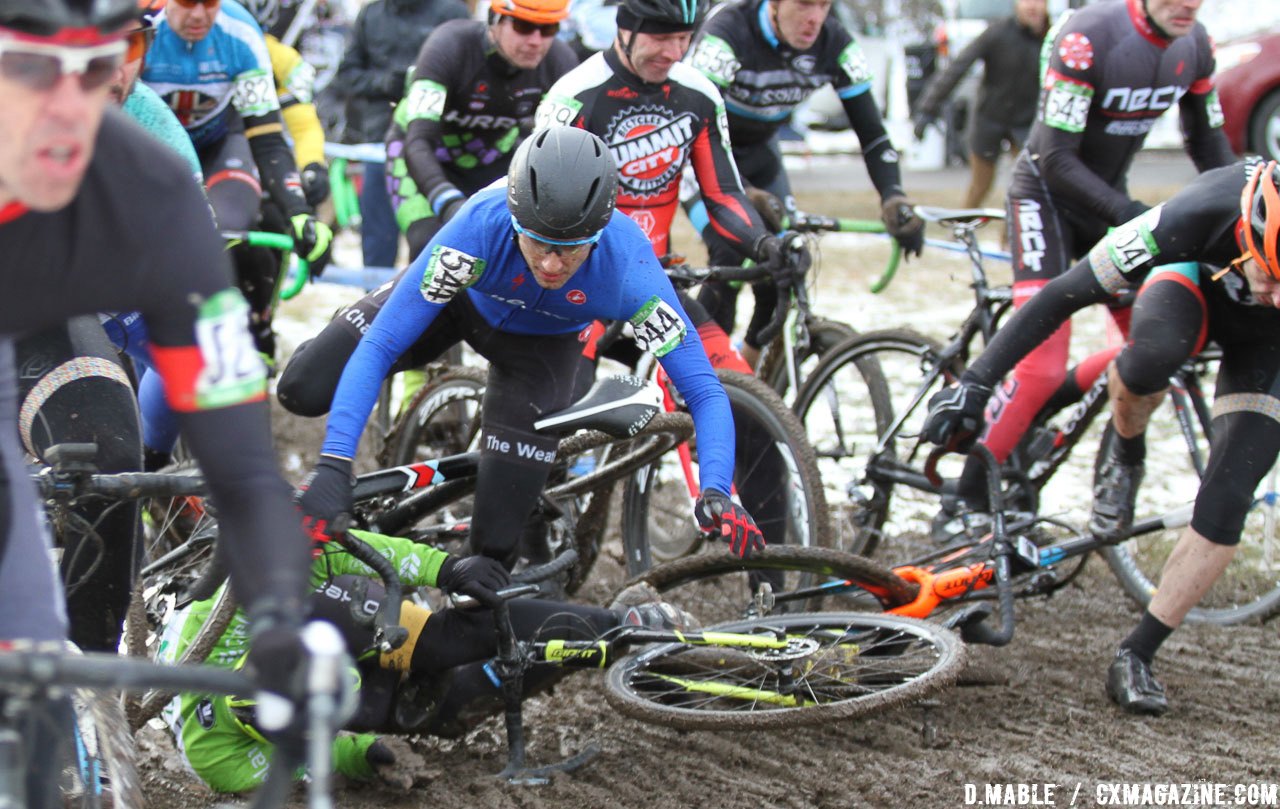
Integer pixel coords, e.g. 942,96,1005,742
279,293,592,565
1112,270,1280,544
16,317,143,652
311,574,617,735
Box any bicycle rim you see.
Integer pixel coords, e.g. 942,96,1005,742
794,329,956,559
1102,386,1280,623
617,544,919,626
620,370,830,576
604,612,964,731
547,412,694,592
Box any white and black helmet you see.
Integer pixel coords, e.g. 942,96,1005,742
508,128,618,244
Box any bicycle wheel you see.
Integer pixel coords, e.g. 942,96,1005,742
134,457,218,656
617,544,919,625
550,412,694,592
386,365,486,465
620,370,831,576
66,644,143,809
604,611,964,731
794,328,959,558
759,316,855,406
1101,375,1280,623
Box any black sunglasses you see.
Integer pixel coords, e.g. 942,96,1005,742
508,17,560,37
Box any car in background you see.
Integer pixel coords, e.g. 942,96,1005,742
1215,26,1280,162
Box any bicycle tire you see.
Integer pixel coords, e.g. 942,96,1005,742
620,369,831,575
618,544,919,625
759,316,856,405
68,647,143,809
1100,377,1280,624
549,412,694,592
794,328,958,558
385,366,487,466
129,585,239,730
604,611,963,731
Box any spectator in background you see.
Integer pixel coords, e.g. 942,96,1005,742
331,0,468,269
911,0,1049,208
560,0,618,60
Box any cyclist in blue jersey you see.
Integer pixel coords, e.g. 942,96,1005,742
143,0,331,358
295,126,765,567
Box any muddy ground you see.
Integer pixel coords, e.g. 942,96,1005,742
140,170,1280,808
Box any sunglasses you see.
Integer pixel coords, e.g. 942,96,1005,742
508,17,560,37
125,28,156,63
0,38,126,92
511,216,599,257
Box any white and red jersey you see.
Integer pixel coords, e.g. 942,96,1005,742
536,48,764,258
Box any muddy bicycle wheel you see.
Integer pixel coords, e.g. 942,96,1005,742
621,370,831,576
604,611,963,731
616,544,918,626
794,329,957,558
67,644,143,809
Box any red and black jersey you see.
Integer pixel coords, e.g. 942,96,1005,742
535,48,764,258
0,109,309,618
1010,0,1234,225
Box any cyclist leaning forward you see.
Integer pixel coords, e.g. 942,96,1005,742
293,127,765,570
942,0,1235,528
276,0,578,415
684,0,924,367
0,0,317,801
143,0,332,359
924,158,1280,715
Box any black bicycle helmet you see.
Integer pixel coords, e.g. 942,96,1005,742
0,0,138,38
615,0,705,31
508,127,618,244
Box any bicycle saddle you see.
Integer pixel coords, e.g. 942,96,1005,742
914,206,1007,227
533,374,660,438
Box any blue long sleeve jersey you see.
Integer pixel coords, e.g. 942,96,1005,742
322,187,736,494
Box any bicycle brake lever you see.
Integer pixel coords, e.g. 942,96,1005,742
377,624,409,652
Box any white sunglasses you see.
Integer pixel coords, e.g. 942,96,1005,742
0,37,127,92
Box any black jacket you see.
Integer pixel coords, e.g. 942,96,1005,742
331,0,468,143
915,15,1046,129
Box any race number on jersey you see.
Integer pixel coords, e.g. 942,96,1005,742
630,296,686,357
421,245,486,304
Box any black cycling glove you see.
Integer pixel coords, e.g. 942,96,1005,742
922,381,994,452
436,554,511,606
881,195,925,259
